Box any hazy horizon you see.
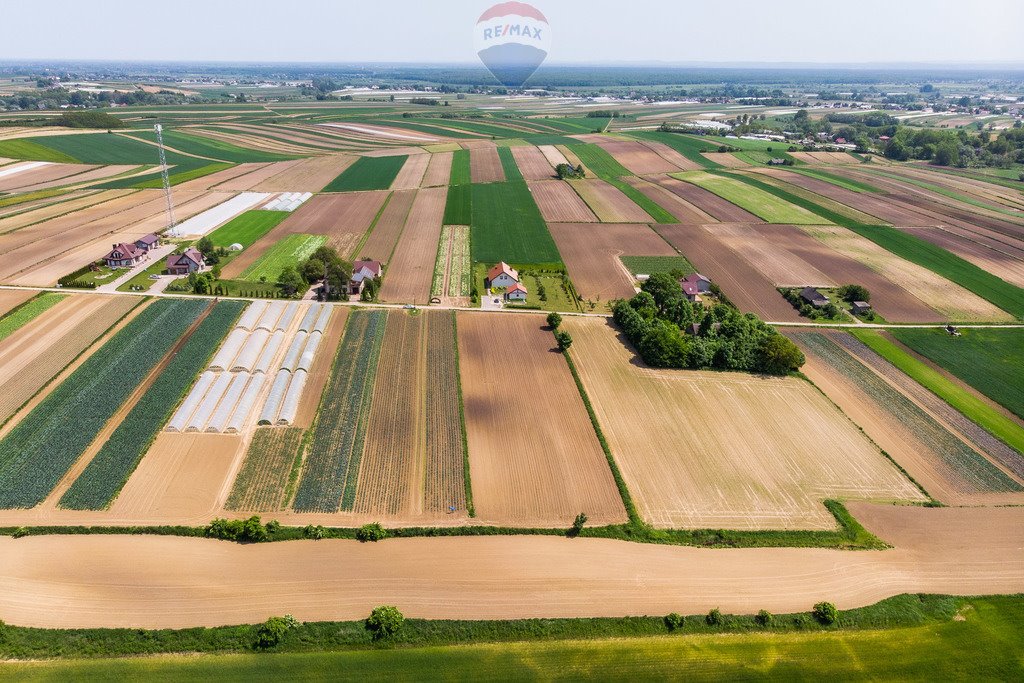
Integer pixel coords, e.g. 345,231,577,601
3,0,1021,65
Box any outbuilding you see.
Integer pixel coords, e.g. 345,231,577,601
504,282,528,302
851,301,872,316
800,286,829,308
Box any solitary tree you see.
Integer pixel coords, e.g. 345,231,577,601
546,312,562,330
365,606,405,640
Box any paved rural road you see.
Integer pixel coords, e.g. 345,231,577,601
0,503,1021,629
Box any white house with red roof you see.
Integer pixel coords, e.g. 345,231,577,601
349,259,383,295
486,261,519,289
104,242,144,269
505,282,528,302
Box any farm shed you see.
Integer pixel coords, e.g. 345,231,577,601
800,286,830,308
852,301,872,315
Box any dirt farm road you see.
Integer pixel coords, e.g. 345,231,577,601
0,503,1021,629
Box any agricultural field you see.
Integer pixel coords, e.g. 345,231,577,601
431,225,471,299
206,209,290,248
0,298,207,508
271,190,387,257
564,317,924,529
226,427,305,511
568,179,654,223
890,328,1024,419
457,312,626,526
619,254,695,277
678,171,831,224
569,143,632,178
323,155,408,192
0,292,63,342
470,181,561,265
238,234,326,283
379,186,446,304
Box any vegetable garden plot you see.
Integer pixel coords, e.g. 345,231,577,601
59,301,244,510
168,301,330,435
0,298,207,508
293,309,387,513
226,427,305,511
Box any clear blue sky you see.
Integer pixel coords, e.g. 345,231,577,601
3,0,1022,65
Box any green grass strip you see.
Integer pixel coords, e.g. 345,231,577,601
850,329,1024,456
571,143,632,178
443,183,472,225
604,177,677,223
787,166,884,193
0,187,72,209
449,148,471,185
58,301,245,510
0,293,65,343
496,146,523,181
450,312,474,517
681,170,832,224
207,210,290,249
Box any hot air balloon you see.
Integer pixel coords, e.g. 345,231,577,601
473,2,551,87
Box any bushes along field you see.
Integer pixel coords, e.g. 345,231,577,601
240,234,327,283
0,299,208,508
891,328,1024,420
470,181,562,264
226,427,306,511
58,301,244,510
293,310,386,512
323,155,408,192
851,329,1024,456
207,210,290,249
0,293,65,343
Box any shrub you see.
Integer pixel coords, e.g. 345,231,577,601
755,609,774,627
664,612,684,631
793,614,810,629
546,312,562,330
837,284,871,303
303,524,327,540
365,605,404,640
706,608,723,626
813,601,839,625
253,614,300,649
555,330,573,351
356,522,387,542
205,516,274,543
11,527,28,539
567,512,588,537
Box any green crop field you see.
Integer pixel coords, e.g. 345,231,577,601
207,210,290,249
240,234,326,283
0,293,65,343
226,426,306,511
323,155,407,192
0,298,204,508
891,328,1024,420
442,183,472,225
571,143,631,178
0,133,177,166
0,139,78,163
604,177,677,222
620,255,694,276
4,596,1022,680
496,146,523,181
470,181,561,265
124,129,298,163
851,329,1024,456
794,332,1021,492
293,309,386,513
678,171,832,224
59,301,243,510
626,131,723,168
788,166,883,193
844,224,1024,319
367,119,481,140
449,148,471,185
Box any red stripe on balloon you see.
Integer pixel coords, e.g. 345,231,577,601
477,2,548,23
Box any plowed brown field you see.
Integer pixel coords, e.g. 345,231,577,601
469,145,504,183
619,176,714,223
358,189,416,262
564,317,924,529
273,190,387,253
549,222,675,300
214,160,302,191
250,155,356,192
640,140,702,170
420,152,453,187
457,312,626,527
379,186,445,304
0,289,34,316
0,163,98,192
390,153,430,190
595,139,680,174
510,145,557,180
528,180,598,222
649,175,760,222
904,226,1024,288
708,223,835,287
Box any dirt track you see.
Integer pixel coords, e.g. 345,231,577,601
0,503,1019,629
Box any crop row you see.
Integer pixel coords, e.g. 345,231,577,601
425,311,467,513
447,226,471,297
0,298,208,508
58,301,245,510
430,226,451,297
292,309,386,513
226,426,306,511
0,293,65,343
794,332,1021,494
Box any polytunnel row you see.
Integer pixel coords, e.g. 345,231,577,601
167,301,331,433
261,192,312,212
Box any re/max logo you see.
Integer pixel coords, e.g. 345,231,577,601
482,24,543,41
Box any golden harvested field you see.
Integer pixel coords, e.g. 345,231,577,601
708,223,835,288
595,139,681,174
0,295,139,427
538,144,570,168
619,176,713,223
7,165,138,194
358,189,416,263
0,190,134,233
568,178,653,222
214,160,302,191
548,222,675,301
528,180,598,222
0,162,98,192
469,145,505,183
802,225,1014,322
0,288,35,316
789,152,858,164
510,145,557,180
700,152,749,168
390,153,431,190
250,155,356,192
379,186,445,304
457,312,627,527
420,151,453,187
563,317,924,529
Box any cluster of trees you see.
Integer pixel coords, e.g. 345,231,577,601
1,88,187,112
611,274,804,376
555,163,585,179
294,246,354,300
781,289,841,321
885,126,1024,168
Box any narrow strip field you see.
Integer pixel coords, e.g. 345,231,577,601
293,310,386,513
59,301,244,510
0,299,207,508
568,179,653,223
469,146,504,184
0,292,63,342
206,210,290,249
226,427,306,511
510,145,556,180
457,312,626,527
431,225,471,299
527,180,598,223
380,186,446,304
357,189,415,262
239,234,326,282
323,155,408,192
678,171,831,224
564,317,924,529
425,311,467,514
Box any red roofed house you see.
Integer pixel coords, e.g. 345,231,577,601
348,259,383,295
505,282,528,302
681,281,701,303
681,273,711,294
104,242,144,269
166,247,205,276
134,233,161,253
486,261,519,288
